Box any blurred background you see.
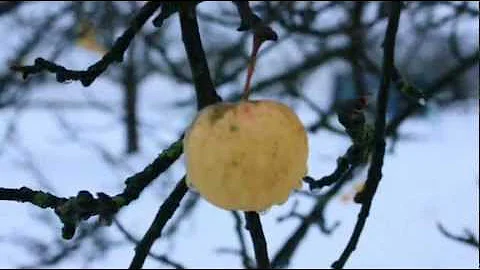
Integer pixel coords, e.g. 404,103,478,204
0,1,478,268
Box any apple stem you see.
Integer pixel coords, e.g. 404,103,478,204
242,35,263,100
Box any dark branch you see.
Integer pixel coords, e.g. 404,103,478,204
0,187,66,208
271,171,351,269
178,4,222,109
152,1,204,27
244,212,270,269
113,218,186,269
437,223,480,249
117,137,183,206
232,1,261,31
128,178,188,269
232,1,278,42
271,221,309,268
0,137,183,239
11,2,162,87
0,1,24,16
304,95,374,191
303,154,354,191
162,193,200,238
331,2,402,269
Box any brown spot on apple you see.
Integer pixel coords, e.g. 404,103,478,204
208,103,234,125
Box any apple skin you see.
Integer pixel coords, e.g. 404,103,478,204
184,100,309,212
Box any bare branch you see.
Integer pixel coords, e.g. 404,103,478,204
0,136,183,239
178,4,222,109
128,177,188,269
0,1,24,16
244,212,270,269
0,187,66,209
113,218,186,269
437,223,480,249
304,95,374,192
271,173,350,269
11,2,162,87
332,2,402,269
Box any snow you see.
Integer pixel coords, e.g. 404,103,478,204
1,91,477,268
0,2,478,269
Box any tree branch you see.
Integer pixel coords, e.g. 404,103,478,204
162,193,200,238
331,2,402,269
152,1,204,28
0,1,24,16
178,4,222,110
0,137,183,239
271,171,351,269
303,142,371,192
437,223,480,249
117,137,183,206
128,177,188,269
232,1,261,31
113,219,186,269
0,187,65,208
232,1,278,42
11,1,162,87
244,212,270,269
304,94,374,192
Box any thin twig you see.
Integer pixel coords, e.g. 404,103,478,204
331,2,402,269
15,221,103,269
437,223,480,249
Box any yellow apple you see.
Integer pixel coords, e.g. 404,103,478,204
184,100,308,212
